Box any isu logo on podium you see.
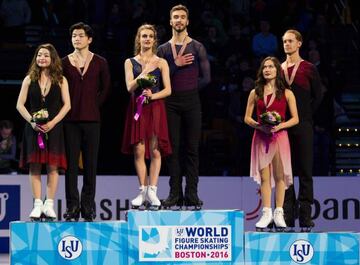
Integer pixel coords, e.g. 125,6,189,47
58,235,83,260
0,193,9,222
289,239,314,264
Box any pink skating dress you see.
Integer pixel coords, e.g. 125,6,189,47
250,93,293,188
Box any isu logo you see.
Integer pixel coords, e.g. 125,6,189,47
0,193,9,222
289,239,314,263
58,235,83,260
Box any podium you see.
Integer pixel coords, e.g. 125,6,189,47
244,232,360,265
10,221,128,265
126,209,244,265
10,211,360,265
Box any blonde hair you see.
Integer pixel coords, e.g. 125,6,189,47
133,24,158,56
283,29,303,42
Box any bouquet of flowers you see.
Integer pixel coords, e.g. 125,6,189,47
31,108,49,149
260,111,282,126
136,74,157,104
134,74,157,121
31,108,49,124
137,73,157,89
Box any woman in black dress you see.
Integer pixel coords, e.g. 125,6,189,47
17,43,71,220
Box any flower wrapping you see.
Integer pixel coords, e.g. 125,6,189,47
134,74,157,120
31,108,49,149
259,111,282,153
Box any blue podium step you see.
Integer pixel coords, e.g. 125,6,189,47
126,209,244,265
244,232,360,265
10,221,128,265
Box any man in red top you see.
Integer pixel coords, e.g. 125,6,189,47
282,29,323,231
62,22,110,221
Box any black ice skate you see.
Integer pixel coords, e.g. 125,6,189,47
184,194,203,211
162,193,183,210
63,206,80,222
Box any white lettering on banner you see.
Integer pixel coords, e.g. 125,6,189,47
138,225,231,262
0,193,9,222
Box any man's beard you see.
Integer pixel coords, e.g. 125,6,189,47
173,24,186,33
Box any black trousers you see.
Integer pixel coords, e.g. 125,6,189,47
165,90,201,198
284,122,314,222
64,122,100,212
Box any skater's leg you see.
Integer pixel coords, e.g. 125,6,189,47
148,137,161,209
272,152,286,230
259,165,272,208
131,142,148,208
29,163,43,220
255,165,274,230
134,141,147,186
29,163,42,200
42,165,59,220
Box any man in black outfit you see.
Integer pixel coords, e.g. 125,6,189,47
281,29,323,231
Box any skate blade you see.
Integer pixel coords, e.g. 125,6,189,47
185,205,202,211
163,205,183,211
30,217,42,222
131,204,148,211
275,227,286,232
148,205,160,211
255,227,273,232
300,227,313,233
42,217,56,222
284,227,296,232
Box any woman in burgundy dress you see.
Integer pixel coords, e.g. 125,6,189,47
122,24,172,210
245,57,298,231
17,43,71,220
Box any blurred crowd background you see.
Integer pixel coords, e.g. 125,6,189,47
0,0,359,176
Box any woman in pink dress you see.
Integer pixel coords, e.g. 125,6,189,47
245,56,299,231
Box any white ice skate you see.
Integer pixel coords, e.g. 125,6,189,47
147,185,161,210
29,199,43,221
255,207,273,231
42,199,57,221
131,186,148,209
273,207,287,232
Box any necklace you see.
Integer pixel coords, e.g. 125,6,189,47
71,51,93,80
138,53,154,67
39,76,50,102
170,34,189,65
282,59,303,86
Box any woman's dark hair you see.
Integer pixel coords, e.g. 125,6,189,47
0,120,14,130
254,56,287,100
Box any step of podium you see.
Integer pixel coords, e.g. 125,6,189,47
244,231,360,265
10,221,128,265
126,209,244,265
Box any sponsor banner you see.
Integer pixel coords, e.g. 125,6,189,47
244,232,359,265
127,210,243,264
138,225,231,262
10,221,128,264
